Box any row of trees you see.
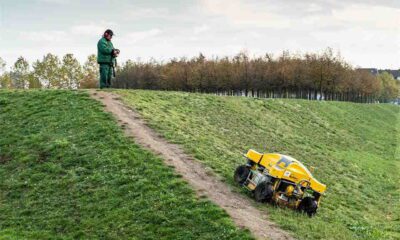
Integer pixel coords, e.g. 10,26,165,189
1,49,399,103
114,49,399,103
0,54,98,90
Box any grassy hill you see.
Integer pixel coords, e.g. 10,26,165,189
116,90,400,240
0,90,252,240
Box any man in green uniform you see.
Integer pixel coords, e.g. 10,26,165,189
97,29,119,88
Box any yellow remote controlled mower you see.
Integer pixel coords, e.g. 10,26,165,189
234,149,326,216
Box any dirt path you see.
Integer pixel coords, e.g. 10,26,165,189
89,90,294,240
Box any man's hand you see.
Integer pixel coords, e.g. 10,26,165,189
112,49,120,57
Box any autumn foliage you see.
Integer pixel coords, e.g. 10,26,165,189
114,49,399,103
0,49,398,103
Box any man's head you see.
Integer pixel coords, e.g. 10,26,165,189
103,29,114,41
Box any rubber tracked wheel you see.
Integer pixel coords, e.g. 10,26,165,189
254,181,273,202
298,197,318,217
234,165,250,185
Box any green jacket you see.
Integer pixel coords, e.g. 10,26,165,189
97,37,114,64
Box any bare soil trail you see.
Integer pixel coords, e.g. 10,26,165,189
89,90,294,240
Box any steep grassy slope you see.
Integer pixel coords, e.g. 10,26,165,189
116,90,400,240
0,90,252,240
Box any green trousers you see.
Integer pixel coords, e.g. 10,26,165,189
99,64,113,89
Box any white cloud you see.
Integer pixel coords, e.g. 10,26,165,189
125,7,170,19
3,0,400,69
70,24,105,36
36,0,69,4
200,1,400,32
332,4,400,31
200,0,291,28
18,21,118,43
193,24,210,34
125,28,162,43
19,30,68,42
70,21,118,36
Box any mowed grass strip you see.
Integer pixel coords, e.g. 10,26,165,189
116,89,400,240
0,90,253,240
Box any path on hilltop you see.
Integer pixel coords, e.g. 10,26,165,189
89,90,294,240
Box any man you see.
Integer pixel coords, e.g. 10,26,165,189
97,29,119,88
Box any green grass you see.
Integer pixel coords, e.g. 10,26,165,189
0,90,253,240
115,89,400,240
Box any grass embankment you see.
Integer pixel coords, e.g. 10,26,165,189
116,90,400,240
0,90,252,240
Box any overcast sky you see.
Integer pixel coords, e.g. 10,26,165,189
0,0,399,69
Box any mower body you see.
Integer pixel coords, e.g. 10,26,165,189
234,149,326,216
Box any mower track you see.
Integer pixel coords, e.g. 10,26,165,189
89,90,294,240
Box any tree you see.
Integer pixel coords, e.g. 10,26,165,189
11,57,30,89
32,53,62,89
0,57,6,74
377,72,398,102
0,73,12,89
80,54,98,89
27,73,42,89
0,57,11,89
104,50,385,103
60,54,82,89
0,51,388,100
